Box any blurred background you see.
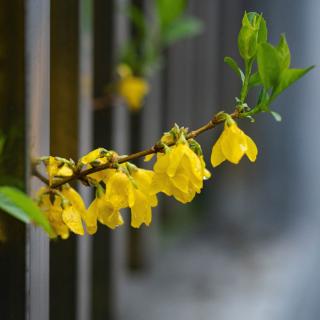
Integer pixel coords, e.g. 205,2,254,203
0,0,320,320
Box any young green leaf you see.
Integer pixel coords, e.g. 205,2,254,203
271,66,314,100
238,25,258,60
224,56,245,83
248,72,261,88
270,111,282,122
238,12,265,60
0,186,52,234
257,87,270,108
257,42,281,89
257,16,268,44
277,34,291,70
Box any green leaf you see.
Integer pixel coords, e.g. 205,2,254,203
248,72,261,88
257,87,270,108
270,111,282,122
238,12,265,60
224,56,245,83
126,5,147,37
271,66,314,99
277,34,290,69
156,0,186,29
257,42,282,89
161,17,203,46
0,186,52,234
257,16,268,44
238,25,258,60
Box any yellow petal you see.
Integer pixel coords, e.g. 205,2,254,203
47,156,59,185
150,173,172,196
211,138,226,167
166,144,186,177
85,198,100,234
220,124,247,164
102,209,124,229
184,147,202,180
130,190,152,228
106,171,132,208
97,200,123,229
61,187,86,219
171,173,189,193
57,165,73,177
245,135,258,162
118,76,149,111
171,184,195,204
144,153,155,162
154,153,169,173
62,206,84,235
79,148,109,166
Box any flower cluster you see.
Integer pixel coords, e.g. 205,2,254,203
36,120,258,239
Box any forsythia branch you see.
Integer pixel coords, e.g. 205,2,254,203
33,110,240,189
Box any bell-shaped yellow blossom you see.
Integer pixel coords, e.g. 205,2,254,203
117,64,149,111
87,194,123,232
38,187,85,239
46,156,73,186
79,149,118,183
211,121,258,167
150,143,210,204
130,169,158,228
103,166,157,228
79,148,109,166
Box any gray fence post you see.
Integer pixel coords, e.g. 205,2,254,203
25,0,51,319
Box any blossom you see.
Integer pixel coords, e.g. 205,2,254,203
78,149,117,182
38,186,85,239
87,193,123,232
104,166,157,228
130,169,158,228
79,148,109,166
117,64,149,111
46,156,73,186
211,121,258,167
150,143,210,204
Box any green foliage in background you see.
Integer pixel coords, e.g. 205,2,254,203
121,0,203,76
0,131,51,235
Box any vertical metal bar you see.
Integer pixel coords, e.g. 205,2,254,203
77,0,93,319
91,1,115,319
110,0,130,317
50,1,79,319
25,0,50,320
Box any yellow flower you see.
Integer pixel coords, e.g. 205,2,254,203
46,156,73,186
87,194,123,232
117,64,149,111
150,143,210,204
38,187,85,239
211,121,258,167
79,148,109,166
130,169,158,228
79,149,118,182
104,166,157,228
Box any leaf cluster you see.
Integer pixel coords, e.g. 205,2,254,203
224,12,313,121
121,0,203,76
